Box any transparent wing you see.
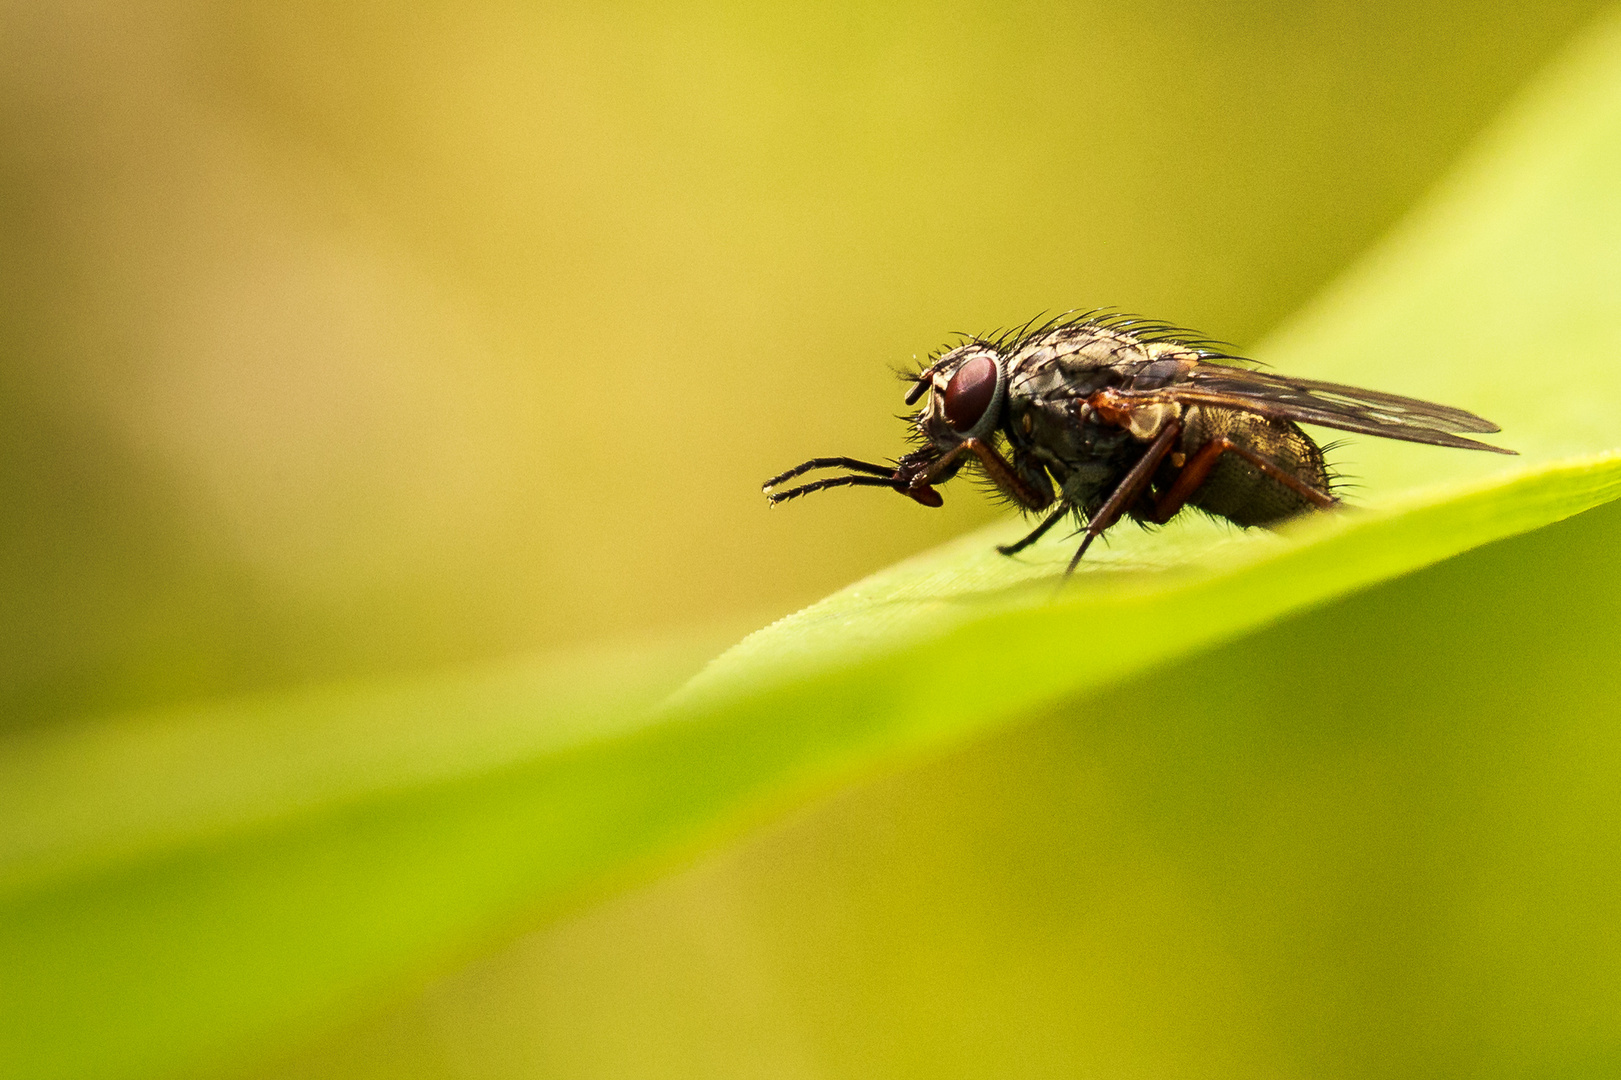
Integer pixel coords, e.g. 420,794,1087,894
1116,362,1517,454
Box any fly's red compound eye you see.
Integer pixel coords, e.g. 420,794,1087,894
943,355,998,432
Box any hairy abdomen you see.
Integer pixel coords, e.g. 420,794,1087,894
1177,405,1330,527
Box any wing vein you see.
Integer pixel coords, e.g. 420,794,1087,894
1108,364,1515,455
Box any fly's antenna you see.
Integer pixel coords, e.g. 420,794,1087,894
902,363,937,405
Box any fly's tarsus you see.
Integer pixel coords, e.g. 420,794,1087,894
761,456,894,491
765,474,901,506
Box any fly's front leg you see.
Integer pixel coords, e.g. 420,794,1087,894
962,439,1053,511
902,437,1053,511
1148,437,1336,523
894,441,970,504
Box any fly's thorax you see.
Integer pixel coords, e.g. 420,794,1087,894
1115,400,1181,441
1006,331,1199,403
1007,390,1138,512
1008,325,1150,374
1129,343,1201,388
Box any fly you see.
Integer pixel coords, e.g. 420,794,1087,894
762,312,1515,573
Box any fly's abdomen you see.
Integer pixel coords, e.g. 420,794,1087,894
1177,405,1329,527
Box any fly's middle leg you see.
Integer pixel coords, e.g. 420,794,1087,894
997,504,1068,556
1065,420,1183,574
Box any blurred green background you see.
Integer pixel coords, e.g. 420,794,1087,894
254,492,1621,1080
6,2,1621,1078
0,0,1604,730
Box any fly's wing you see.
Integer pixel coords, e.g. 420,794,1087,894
1118,362,1517,454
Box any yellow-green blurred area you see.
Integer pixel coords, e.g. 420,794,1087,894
0,0,1604,729
10,3,1621,1080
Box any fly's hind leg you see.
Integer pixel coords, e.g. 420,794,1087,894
1149,437,1336,523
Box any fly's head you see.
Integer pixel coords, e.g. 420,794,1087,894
907,344,1009,449
885,343,1010,500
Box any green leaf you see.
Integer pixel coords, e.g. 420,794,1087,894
9,9,1621,1080
380,490,1621,1080
0,642,722,1080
